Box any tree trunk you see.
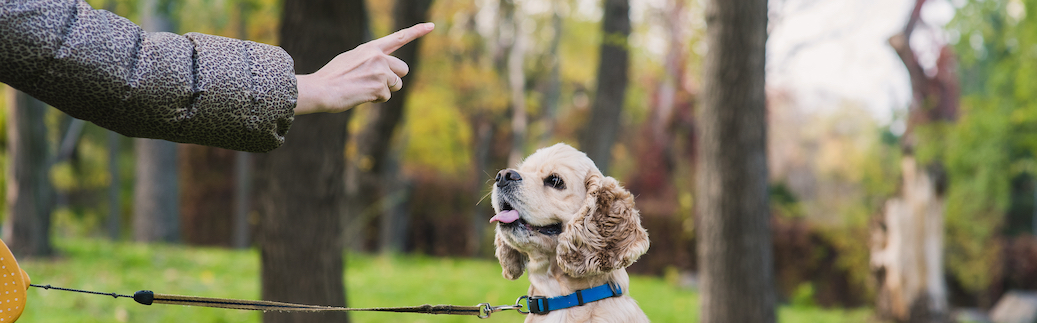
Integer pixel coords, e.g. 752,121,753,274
537,7,563,147
696,0,775,322
233,151,252,249
467,115,495,256
4,88,54,258
872,157,948,323
503,0,528,166
578,0,630,174
254,0,366,322
344,0,434,252
108,131,121,240
178,145,235,246
133,138,180,243
870,0,955,321
133,0,180,243
376,156,411,254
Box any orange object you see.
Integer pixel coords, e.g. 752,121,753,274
0,240,29,322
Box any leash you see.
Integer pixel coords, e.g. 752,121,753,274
4,240,619,320
0,238,531,322
28,284,525,319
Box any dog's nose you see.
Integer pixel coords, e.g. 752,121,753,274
495,169,522,187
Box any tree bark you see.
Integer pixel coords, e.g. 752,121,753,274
870,0,955,321
108,131,121,241
503,0,528,166
696,0,775,322
133,0,180,243
4,88,54,258
254,0,366,322
133,138,181,243
578,0,630,174
872,157,948,323
537,6,563,147
233,151,252,249
344,0,434,253
467,115,495,256
178,145,235,246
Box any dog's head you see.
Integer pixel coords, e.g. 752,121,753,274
491,143,649,280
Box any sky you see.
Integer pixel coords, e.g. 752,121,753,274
766,0,956,127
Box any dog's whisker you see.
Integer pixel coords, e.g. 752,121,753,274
476,190,492,206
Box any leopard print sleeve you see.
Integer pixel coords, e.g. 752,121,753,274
0,0,296,153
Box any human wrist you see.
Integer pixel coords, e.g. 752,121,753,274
294,74,324,115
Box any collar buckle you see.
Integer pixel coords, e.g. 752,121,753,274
526,295,550,315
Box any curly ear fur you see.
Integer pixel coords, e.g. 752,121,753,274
495,231,526,280
557,173,650,277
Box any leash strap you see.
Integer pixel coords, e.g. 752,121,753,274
132,290,484,315
526,282,622,315
31,284,501,318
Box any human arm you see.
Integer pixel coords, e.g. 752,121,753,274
0,0,295,152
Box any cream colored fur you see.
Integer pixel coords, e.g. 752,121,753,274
492,143,650,322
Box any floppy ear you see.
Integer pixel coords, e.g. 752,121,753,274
495,230,527,280
557,173,650,277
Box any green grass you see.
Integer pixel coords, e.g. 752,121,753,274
16,238,871,322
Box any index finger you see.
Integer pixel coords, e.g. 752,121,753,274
369,22,435,54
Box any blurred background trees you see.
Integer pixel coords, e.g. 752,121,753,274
7,0,1037,322
4,90,54,257
345,0,434,254
579,0,631,174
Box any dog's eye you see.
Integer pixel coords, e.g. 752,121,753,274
544,174,565,190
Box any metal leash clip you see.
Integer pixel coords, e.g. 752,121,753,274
477,296,528,318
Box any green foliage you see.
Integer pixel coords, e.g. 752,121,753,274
771,182,806,218
0,87,7,144
50,135,111,192
83,0,281,43
789,283,817,308
938,95,1013,295
17,238,868,322
942,0,1037,295
83,0,140,22
820,131,896,298
397,0,616,174
809,108,900,301
401,84,474,176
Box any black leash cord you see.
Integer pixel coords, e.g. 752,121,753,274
30,284,132,299
28,284,519,318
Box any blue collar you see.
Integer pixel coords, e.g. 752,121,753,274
525,282,622,315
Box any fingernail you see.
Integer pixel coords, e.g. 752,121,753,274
423,22,435,31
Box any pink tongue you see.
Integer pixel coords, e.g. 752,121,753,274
490,210,520,223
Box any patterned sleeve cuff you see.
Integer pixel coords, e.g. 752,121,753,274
183,32,296,153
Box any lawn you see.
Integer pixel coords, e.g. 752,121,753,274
16,238,871,322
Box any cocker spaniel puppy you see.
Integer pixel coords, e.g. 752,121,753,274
490,143,650,322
